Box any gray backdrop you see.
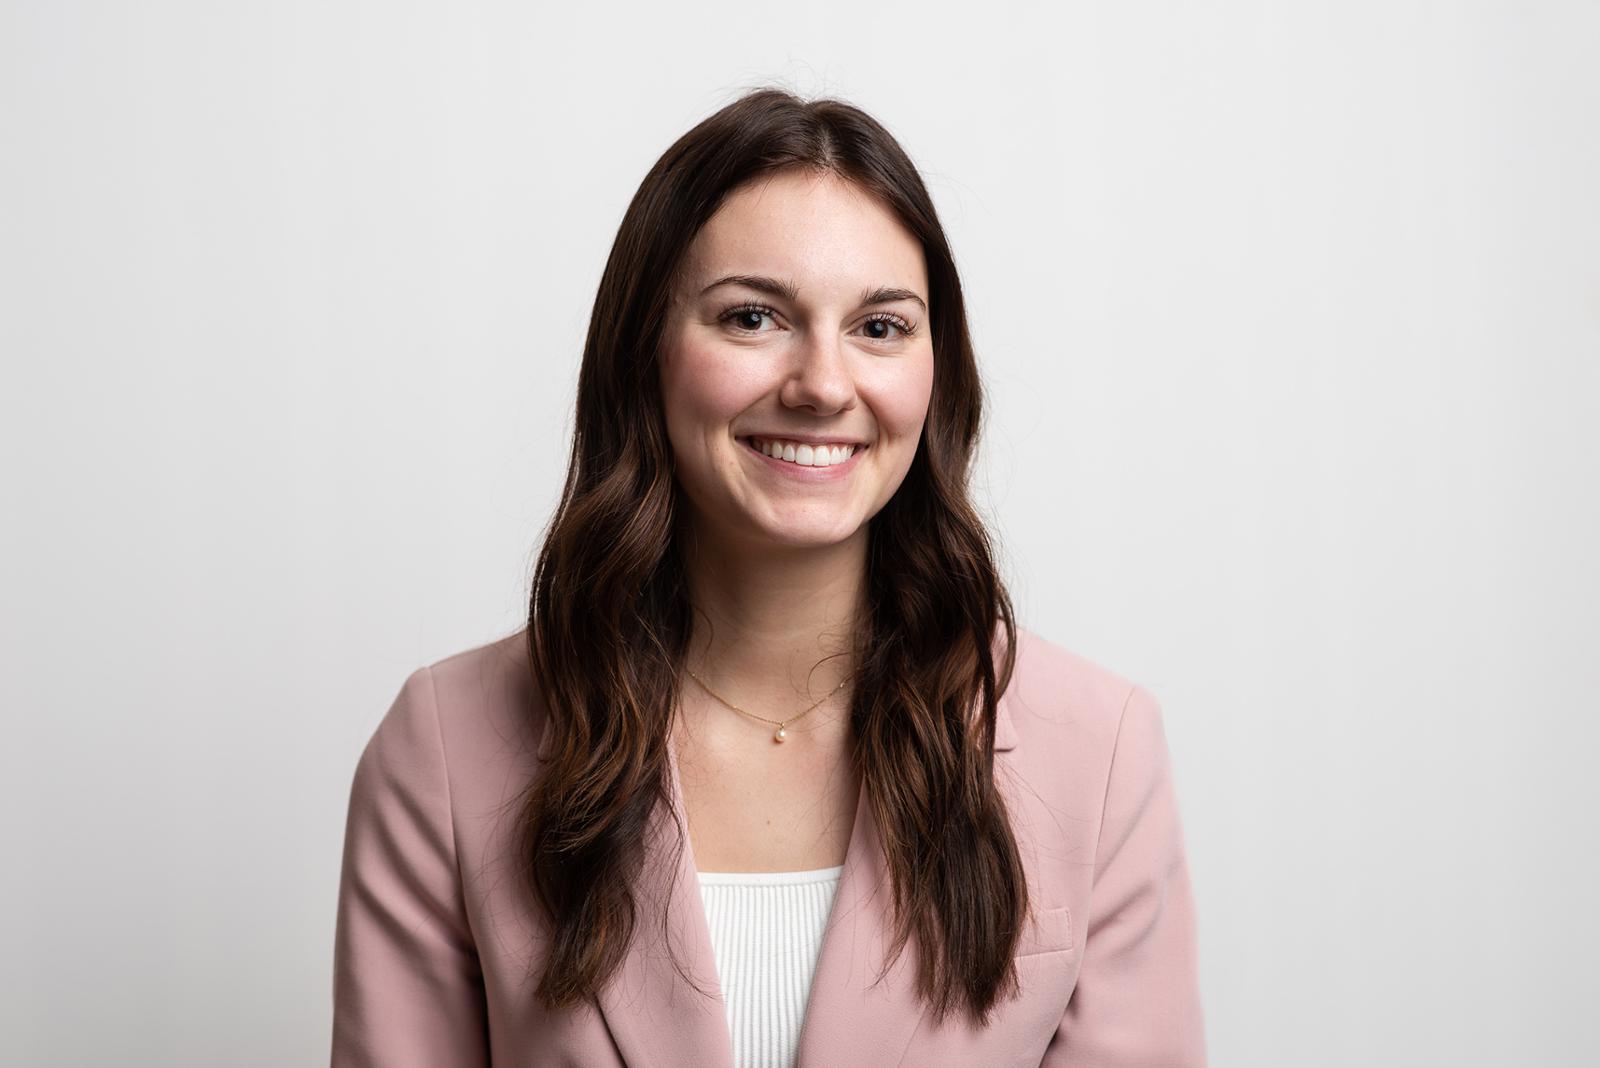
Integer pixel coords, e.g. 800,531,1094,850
3,1,1596,1064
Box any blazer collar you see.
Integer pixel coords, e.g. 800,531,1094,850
593,692,1018,1067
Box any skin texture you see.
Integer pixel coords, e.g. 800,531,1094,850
656,169,935,870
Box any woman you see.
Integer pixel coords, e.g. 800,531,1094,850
331,87,1206,1067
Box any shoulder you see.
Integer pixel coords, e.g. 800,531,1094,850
422,628,538,718
1002,625,1167,791
1007,625,1149,737
414,627,544,765
355,630,545,820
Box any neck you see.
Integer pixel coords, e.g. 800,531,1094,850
677,521,867,745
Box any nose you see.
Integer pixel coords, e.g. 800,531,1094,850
779,329,856,415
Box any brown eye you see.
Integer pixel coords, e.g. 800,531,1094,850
719,303,779,334
862,313,915,342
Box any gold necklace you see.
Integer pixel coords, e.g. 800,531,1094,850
685,668,851,744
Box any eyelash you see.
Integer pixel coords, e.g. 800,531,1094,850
718,302,918,342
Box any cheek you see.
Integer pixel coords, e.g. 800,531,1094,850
866,357,936,439
658,336,764,442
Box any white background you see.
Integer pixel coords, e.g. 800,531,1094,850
4,2,1596,1065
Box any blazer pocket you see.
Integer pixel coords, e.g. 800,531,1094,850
1015,905,1074,957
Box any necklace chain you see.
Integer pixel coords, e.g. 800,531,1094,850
685,668,851,744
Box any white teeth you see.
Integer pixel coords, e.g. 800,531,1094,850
751,438,859,466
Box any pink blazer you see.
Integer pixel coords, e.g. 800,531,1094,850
331,627,1207,1066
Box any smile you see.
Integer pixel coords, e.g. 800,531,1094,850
737,436,868,480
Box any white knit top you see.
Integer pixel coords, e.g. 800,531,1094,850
695,864,844,1068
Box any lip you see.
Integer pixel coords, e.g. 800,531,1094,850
737,436,868,481
740,431,868,447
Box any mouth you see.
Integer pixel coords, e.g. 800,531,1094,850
737,436,869,478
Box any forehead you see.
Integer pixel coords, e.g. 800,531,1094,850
679,170,928,301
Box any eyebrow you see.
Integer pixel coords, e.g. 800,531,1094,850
700,273,927,313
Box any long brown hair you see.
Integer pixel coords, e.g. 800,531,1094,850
520,85,1024,1027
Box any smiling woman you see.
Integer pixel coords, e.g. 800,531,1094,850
660,168,933,546
332,86,1206,1068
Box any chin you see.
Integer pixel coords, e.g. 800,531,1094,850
749,520,863,549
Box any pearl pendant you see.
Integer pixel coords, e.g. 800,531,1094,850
774,725,787,743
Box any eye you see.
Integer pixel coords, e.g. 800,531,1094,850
861,312,917,343
718,302,781,334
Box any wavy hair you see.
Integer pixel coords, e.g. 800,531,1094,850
520,85,1023,1027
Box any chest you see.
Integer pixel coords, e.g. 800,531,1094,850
673,731,860,873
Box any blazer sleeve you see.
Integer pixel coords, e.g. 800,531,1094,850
331,666,490,1067
1043,683,1208,1066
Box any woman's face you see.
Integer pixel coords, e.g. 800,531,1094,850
659,169,935,551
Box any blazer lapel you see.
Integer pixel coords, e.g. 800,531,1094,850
593,735,737,1068
792,692,1018,1066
